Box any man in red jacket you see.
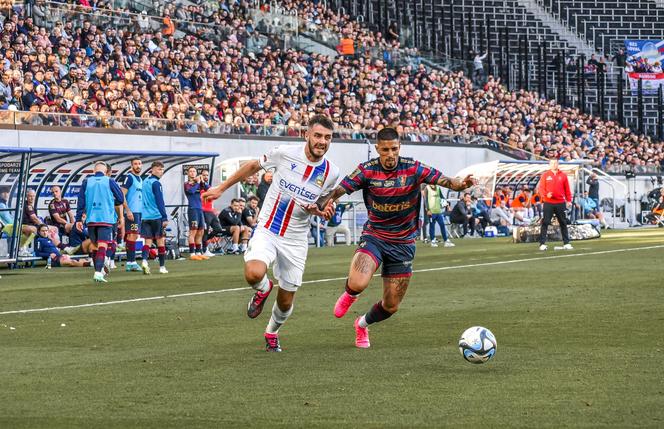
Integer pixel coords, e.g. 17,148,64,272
538,157,573,250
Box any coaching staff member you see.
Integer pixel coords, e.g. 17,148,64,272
539,156,573,251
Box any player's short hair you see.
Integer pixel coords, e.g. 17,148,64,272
201,168,209,174
130,157,141,164
308,114,334,131
37,223,49,232
0,186,10,194
151,161,165,169
248,196,259,203
94,160,107,169
230,198,238,204
186,166,197,172
376,127,399,142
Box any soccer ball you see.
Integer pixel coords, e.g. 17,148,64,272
458,326,497,364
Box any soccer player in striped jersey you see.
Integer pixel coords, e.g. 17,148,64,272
203,115,339,352
315,128,475,348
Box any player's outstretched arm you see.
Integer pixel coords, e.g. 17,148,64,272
314,186,346,212
437,174,476,191
202,160,262,201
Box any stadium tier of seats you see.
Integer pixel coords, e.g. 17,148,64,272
0,0,662,172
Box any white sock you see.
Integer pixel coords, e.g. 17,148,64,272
251,274,270,293
231,243,239,251
266,302,293,334
358,315,368,329
239,243,247,252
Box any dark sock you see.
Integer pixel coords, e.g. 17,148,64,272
202,239,208,250
126,240,136,262
345,279,360,296
364,301,393,325
189,243,195,253
94,248,106,272
142,245,150,261
195,244,202,254
158,246,166,267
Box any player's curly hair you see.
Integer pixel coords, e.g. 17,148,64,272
308,114,334,131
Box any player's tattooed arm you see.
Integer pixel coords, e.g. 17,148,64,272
314,186,346,211
437,174,476,191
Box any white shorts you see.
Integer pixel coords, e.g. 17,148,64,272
244,227,309,292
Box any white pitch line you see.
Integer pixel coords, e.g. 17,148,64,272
1,244,662,316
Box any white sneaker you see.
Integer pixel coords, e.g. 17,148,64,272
109,260,117,270
63,246,79,255
444,240,455,247
93,272,107,283
539,244,548,251
159,266,168,274
430,241,439,247
562,244,574,250
18,248,33,257
141,260,151,275
203,250,216,257
125,261,140,272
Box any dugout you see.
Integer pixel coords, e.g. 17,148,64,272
0,147,218,267
454,159,627,228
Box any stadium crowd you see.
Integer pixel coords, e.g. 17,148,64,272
0,0,662,172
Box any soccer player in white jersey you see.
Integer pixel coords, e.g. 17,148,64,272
203,115,339,352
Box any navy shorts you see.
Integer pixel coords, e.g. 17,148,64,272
141,219,164,239
124,212,142,234
356,234,416,278
88,225,113,244
188,208,205,231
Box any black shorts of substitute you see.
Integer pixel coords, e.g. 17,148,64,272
355,234,416,278
141,219,164,239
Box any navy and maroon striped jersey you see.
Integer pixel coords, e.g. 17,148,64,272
340,157,443,244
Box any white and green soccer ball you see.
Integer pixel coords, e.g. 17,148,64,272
459,326,497,364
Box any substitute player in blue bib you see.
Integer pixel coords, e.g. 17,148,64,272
184,166,209,260
140,161,169,275
122,158,143,272
316,128,474,348
75,161,125,283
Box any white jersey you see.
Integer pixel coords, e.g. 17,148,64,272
257,144,339,241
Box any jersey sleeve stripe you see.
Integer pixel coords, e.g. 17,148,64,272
264,191,282,229
278,199,296,236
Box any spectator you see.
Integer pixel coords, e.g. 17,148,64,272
450,192,478,237
218,198,250,254
423,184,454,247
256,170,273,209
324,201,351,246
34,223,90,268
586,173,600,210
576,191,608,228
242,195,260,229
48,185,75,235
0,185,13,226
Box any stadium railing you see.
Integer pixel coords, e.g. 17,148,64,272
37,1,226,43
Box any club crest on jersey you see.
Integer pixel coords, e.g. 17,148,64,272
315,173,325,187
398,176,407,187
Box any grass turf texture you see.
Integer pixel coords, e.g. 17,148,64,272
0,230,663,428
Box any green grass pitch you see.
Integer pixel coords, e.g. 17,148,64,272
1,230,663,428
